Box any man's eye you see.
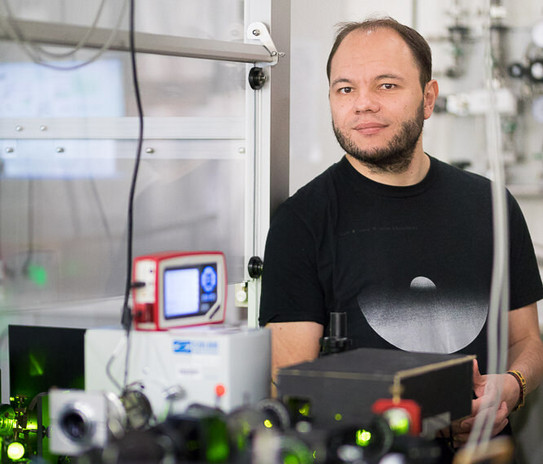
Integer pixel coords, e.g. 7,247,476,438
339,87,353,94
381,83,396,90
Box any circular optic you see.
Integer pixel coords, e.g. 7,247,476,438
278,436,312,464
382,408,411,435
256,398,291,431
0,405,16,436
355,428,372,447
121,389,153,430
60,410,91,441
529,60,543,82
282,452,301,464
7,442,25,461
337,444,364,462
507,62,524,79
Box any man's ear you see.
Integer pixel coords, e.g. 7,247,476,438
423,79,439,120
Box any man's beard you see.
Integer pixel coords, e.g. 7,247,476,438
333,102,425,174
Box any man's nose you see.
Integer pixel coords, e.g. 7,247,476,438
353,90,379,113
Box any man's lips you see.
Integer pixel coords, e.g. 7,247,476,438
353,122,388,135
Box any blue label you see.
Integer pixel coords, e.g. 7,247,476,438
173,341,191,353
173,340,218,355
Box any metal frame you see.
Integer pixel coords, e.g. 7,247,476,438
0,117,245,140
0,18,275,64
244,0,290,327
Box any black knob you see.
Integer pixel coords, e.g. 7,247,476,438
248,67,266,90
248,256,264,278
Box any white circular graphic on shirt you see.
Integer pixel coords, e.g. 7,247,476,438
358,276,487,353
410,276,436,291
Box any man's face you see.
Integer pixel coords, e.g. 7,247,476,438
329,28,433,173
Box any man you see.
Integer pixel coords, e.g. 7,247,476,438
259,17,543,449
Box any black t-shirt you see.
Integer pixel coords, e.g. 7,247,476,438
259,155,543,371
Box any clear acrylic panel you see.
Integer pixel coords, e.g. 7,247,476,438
0,37,247,310
0,155,245,307
0,43,247,118
3,0,245,41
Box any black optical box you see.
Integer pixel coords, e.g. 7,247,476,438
277,348,474,430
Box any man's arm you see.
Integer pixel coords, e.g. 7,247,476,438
453,302,543,446
472,302,543,414
266,321,324,384
505,302,543,408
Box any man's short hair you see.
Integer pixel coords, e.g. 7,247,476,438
326,17,433,89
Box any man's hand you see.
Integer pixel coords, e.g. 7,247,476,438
450,359,519,448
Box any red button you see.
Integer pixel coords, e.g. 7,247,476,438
215,384,226,397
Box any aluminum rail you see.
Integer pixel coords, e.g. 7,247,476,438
0,18,275,64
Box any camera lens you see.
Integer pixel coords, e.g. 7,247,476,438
61,410,90,441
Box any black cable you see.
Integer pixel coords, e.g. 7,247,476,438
121,0,144,388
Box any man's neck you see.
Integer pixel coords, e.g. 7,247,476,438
346,149,430,187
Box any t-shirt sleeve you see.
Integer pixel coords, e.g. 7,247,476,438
258,202,327,326
508,192,543,310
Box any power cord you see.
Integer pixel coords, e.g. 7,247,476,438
120,0,144,390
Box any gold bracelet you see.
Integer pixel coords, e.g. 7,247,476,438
507,370,527,411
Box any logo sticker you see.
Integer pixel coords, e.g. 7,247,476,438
173,340,218,355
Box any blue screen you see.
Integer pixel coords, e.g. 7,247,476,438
163,264,218,319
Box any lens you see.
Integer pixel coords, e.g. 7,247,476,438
7,441,25,460
0,405,16,436
61,410,90,441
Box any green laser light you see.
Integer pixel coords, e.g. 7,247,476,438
283,454,301,464
355,429,372,447
7,441,25,461
383,408,411,435
298,403,310,417
27,264,48,287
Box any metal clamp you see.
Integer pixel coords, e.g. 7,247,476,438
247,21,283,67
